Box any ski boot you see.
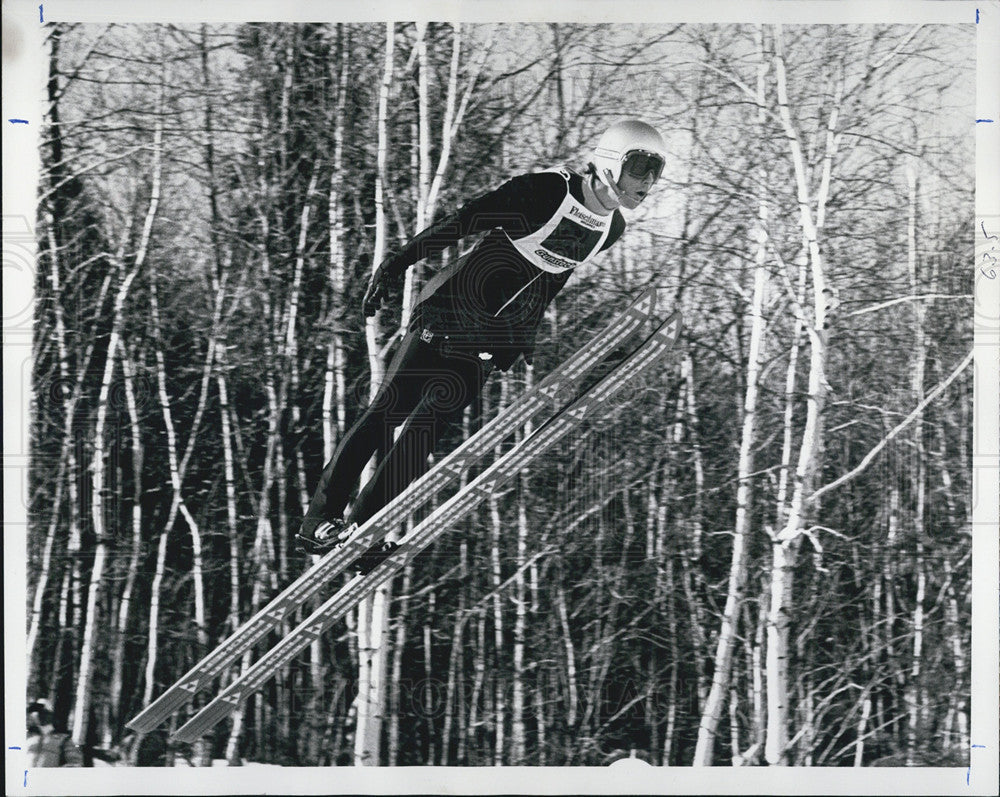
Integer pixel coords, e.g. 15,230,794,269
295,517,356,555
296,517,398,574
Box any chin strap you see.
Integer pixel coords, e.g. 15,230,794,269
591,170,623,212
600,168,641,208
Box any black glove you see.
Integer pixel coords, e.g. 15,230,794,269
362,261,400,317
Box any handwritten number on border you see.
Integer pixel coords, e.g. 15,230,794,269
981,221,997,279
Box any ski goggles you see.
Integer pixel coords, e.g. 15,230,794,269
621,150,665,182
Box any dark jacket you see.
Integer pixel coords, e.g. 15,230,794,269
382,169,626,367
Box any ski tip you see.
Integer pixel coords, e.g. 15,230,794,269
659,311,683,342
632,287,658,316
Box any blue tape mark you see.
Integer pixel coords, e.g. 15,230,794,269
977,119,995,123
976,8,979,23
9,119,29,124
9,746,21,750
24,770,28,787
40,4,43,23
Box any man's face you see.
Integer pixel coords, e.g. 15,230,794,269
616,169,657,210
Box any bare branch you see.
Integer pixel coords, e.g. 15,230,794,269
809,347,973,503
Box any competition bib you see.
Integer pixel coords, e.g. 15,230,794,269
504,170,614,273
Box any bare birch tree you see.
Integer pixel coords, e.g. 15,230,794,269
73,107,162,747
353,21,397,767
763,25,840,765
693,26,770,766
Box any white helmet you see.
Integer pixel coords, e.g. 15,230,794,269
591,119,666,207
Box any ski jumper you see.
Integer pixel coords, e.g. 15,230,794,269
304,168,626,529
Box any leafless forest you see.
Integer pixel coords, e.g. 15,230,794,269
27,21,973,767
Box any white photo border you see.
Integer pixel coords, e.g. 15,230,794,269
4,1,997,794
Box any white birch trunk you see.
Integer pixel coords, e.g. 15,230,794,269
310,27,352,764
216,354,241,630
555,583,579,729
354,21,396,767
142,228,225,711
511,370,533,764
432,26,493,218
692,29,770,765
45,265,117,704
775,248,807,528
935,404,969,751
149,274,221,642
27,211,115,671
692,242,769,764
106,341,144,743
396,21,432,334
74,114,161,745
904,157,927,764
387,562,413,765
765,26,840,765
853,696,872,766
440,541,468,764
678,353,710,706
27,214,71,682
489,375,510,765
216,342,243,763
324,24,349,461
143,524,170,711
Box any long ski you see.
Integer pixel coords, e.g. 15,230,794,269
172,310,682,743
127,288,657,735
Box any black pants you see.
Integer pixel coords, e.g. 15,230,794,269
304,329,493,528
